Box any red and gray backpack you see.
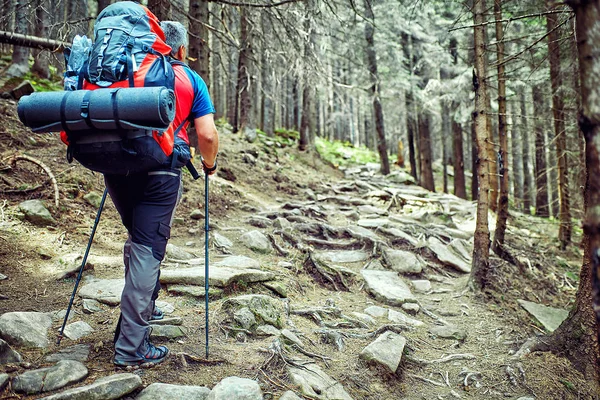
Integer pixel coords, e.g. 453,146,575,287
60,1,192,176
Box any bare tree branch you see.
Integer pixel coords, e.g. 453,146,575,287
0,30,68,51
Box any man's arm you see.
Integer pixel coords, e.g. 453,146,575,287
194,114,219,174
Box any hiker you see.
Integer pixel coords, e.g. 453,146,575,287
109,20,219,367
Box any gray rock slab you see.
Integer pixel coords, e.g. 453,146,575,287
224,295,284,328
78,278,125,305
402,303,420,315
82,299,103,314
63,321,94,340
207,376,262,400
281,329,303,347
346,225,383,241
357,218,390,228
19,199,56,226
213,233,233,251
360,331,406,373
376,226,419,246
279,391,302,400
214,255,261,270
349,312,376,327
0,311,53,348
167,285,223,298
155,300,174,314
0,338,22,364
517,300,569,332
364,305,388,318
361,270,417,306
273,217,292,230
0,273,6,280
240,230,273,254
0,373,8,391
263,281,288,298
234,307,257,330
388,309,424,327
83,192,102,208
315,250,369,264
357,205,388,215
136,383,211,400
13,360,87,394
429,325,467,340
256,325,280,336
149,317,183,326
287,363,353,400
428,237,471,273
161,266,274,287
382,249,424,274
166,244,195,260
45,344,90,363
411,280,432,293
149,325,186,340
39,373,142,400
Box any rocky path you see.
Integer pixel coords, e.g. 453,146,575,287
0,163,575,399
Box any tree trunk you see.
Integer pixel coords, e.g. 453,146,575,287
484,0,498,214
520,88,533,215
402,32,419,181
492,0,509,254
97,0,111,13
31,0,50,79
189,0,209,82
418,114,435,191
532,84,550,217
226,8,239,128
442,102,450,193
7,0,30,78
469,0,491,291
148,0,170,21
453,118,467,199
471,113,479,201
511,101,524,211
235,7,255,132
547,5,572,249
363,0,390,175
261,13,274,137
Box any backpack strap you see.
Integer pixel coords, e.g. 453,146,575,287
170,115,191,169
60,93,74,163
126,40,135,87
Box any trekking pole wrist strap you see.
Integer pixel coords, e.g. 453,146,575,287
201,158,217,172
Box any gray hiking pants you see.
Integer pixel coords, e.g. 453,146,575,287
105,168,182,362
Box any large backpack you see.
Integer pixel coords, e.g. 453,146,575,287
60,1,192,176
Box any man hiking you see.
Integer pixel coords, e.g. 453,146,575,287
110,19,219,367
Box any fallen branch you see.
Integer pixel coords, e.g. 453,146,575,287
406,373,446,387
405,353,477,366
9,154,59,207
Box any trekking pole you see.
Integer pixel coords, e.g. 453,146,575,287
57,188,108,345
204,171,210,358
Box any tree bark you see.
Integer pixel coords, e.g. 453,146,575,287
532,84,550,217
235,7,255,132
469,0,491,291
0,30,68,51
492,0,509,254
31,0,50,79
471,113,479,201
418,114,435,191
189,0,209,82
402,32,419,181
299,1,315,151
97,0,111,13
148,0,171,21
363,0,390,175
511,101,524,211
261,12,274,137
7,0,31,78
453,118,467,199
520,88,533,215
546,5,572,249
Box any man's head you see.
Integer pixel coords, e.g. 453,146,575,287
161,21,188,61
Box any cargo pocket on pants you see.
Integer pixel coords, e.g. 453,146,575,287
153,222,171,261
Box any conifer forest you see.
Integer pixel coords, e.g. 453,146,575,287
1,0,600,399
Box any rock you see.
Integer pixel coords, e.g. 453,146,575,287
45,344,90,363
517,300,569,332
167,285,223,298
172,217,185,226
224,294,284,328
427,237,471,273
82,299,103,314
136,383,211,400
429,325,467,340
161,266,274,288
19,200,56,226
54,253,93,280
39,373,142,400
0,273,6,281
360,331,406,373
387,170,416,185
411,280,432,293
0,311,53,348
263,281,287,298
361,270,417,306
12,360,88,395
240,230,273,254
346,225,383,241
10,80,34,99
273,217,292,230
255,325,280,336
155,300,174,314
281,329,303,347
364,305,388,318
382,249,425,274
376,227,419,246
357,218,390,228
402,303,420,315
357,205,388,215
48,309,75,323
213,233,233,251
278,261,294,269
234,307,257,330
244,127,258,143
0,373,8,391
279,391,302,400
166,243,195,260
388,309,424,327
0,338,22,364
348,312,376,327
214,255,261,270
83,192,102,208
62,321,94,340
78,278,124,305
315,250,369,264
248,216,272,228
190,209,205,220
287,363,353,400
149,325,186,340
207,376,262,400
149,317,183,326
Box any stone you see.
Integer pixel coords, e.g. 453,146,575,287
214,255,261,270
83,192,102,208
382,249,425,274
287,363,353,400
234,307,257,330
411,280,432,293
360,331,406,373
0,338,22,364
387,170,416,185
357,205,388,215
263,281,287,298
39,373,142,400
348,312,376,327
427,237,471,273
517,300,569,332
190,209,205,220
281,329,303,347
19,200,56,226
48,309,75,323
273,217,292,230
12,360,88,395
364,305,388,318
0,273,6,281
161,266,274,288
388,309,424,327
0,373,8,391
63,321,94,341
172,217,185,226
402,303,420,315
54,253,93,280
279,391,302,400
357,218,390,228
10,80,34,100
224,294,284,328
244,127,258,143
255,325,280,336
429,325,467,340
136,383,211,400
240,230,273,254
316,250,369,264
45,344,90,363
248,216,272,228
166,243,195,260
278,261,294,269
167,285,223,298
0,311,53,348
346,225,383,241
361,270,417,306
149,317,183,326
376,227,419,246
149,325,186,340
82,299,103,314
155,300,174,314
207,376,262,400
78,278,124,305
213,233,233,251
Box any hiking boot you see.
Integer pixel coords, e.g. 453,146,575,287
113,342,169,367
150,305,164,321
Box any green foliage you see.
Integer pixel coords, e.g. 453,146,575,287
314,137,379,167
257,128,298,148
274,128,299,140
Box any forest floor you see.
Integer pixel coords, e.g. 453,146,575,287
0,92,597,400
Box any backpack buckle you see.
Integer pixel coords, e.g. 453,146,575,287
80,100,90,119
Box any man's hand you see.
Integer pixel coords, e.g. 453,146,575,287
202,158,217,176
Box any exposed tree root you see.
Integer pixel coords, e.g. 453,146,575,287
6,154,59,207
304,252,352,291
267,233,290,256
